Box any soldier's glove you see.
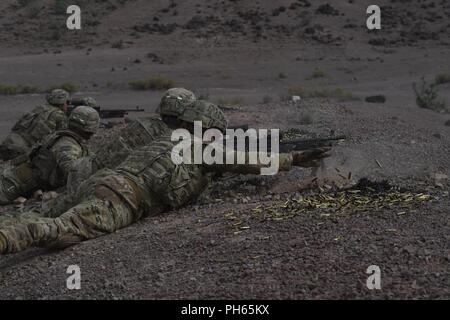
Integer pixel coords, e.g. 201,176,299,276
292,147,332,168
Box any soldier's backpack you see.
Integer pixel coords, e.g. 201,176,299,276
12,105,66,145
30,130,88,188
93,118,171,170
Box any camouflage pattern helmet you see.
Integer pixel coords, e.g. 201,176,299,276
68,96,99,108
68,106,100,134
157,88,196,118
179,100,228,133
79,97,99,108
46,89,70,106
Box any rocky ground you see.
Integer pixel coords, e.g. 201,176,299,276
0,0,449,299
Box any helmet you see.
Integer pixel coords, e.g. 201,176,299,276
179,100,228,133
157,88,196,118
69,106,100,134
46,89,70,106
68,97,99,108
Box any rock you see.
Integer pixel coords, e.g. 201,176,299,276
292,95,301,103
365,95,386,103
433,173,448,186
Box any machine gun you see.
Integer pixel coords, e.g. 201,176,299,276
225,124,346,152
67,98,145,119
279,135,346,153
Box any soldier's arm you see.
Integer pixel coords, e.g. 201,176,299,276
51,137,84,180
50,109,68,130
202,146,331,175
203,150,293,175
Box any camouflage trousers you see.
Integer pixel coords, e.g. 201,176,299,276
0,194,138,254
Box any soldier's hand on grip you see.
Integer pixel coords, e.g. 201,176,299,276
292,147,331,168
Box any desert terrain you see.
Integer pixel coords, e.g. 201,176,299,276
0,0,449,299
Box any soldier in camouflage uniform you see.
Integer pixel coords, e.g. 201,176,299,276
0,106,100,205
0,89,70,161
67,88,196,190
93,87,196,170
0,102,330,254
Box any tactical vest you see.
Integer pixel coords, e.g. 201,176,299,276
93,118,171,170
12,105,66,146
30,130,88,188
115,137,208,211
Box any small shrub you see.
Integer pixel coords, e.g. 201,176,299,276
413,77,446,113
288,86,358,101
307,68,327,79
278,72,287,79
435,73,450,85
129,75,175,90
47,82,78,94
54,0,73,15
216,97,245,106
16,0,36,8
0,83,40,95
111,40,125,49
298,112,313,125
198,92,210,100
262,95,273,104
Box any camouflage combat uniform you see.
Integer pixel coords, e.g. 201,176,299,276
0,106,99,205
0,102,304,254
0,89,70,161
67,88,196,191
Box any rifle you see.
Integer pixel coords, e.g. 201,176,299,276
67,99,145,119
222,123,346,152
279,135,346,153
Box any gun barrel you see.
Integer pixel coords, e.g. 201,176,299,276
279,135,346,152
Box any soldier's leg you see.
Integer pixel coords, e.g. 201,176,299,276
0,209,41,227
0,168,23,205
0,188,138,254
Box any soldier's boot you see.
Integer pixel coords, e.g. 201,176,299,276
0,215,84,254
0,162,37,205
0,133,30,161
1,195,135,254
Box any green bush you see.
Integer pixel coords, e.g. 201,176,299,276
217,97,245,106
47,82,78,94
435,73,450,85
307,68,327,79
129,75,175,90
262,95,274,104
298,112,313,125
17,0,36,8
0,83,40,95
413,77,447,113
288,86,358,101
